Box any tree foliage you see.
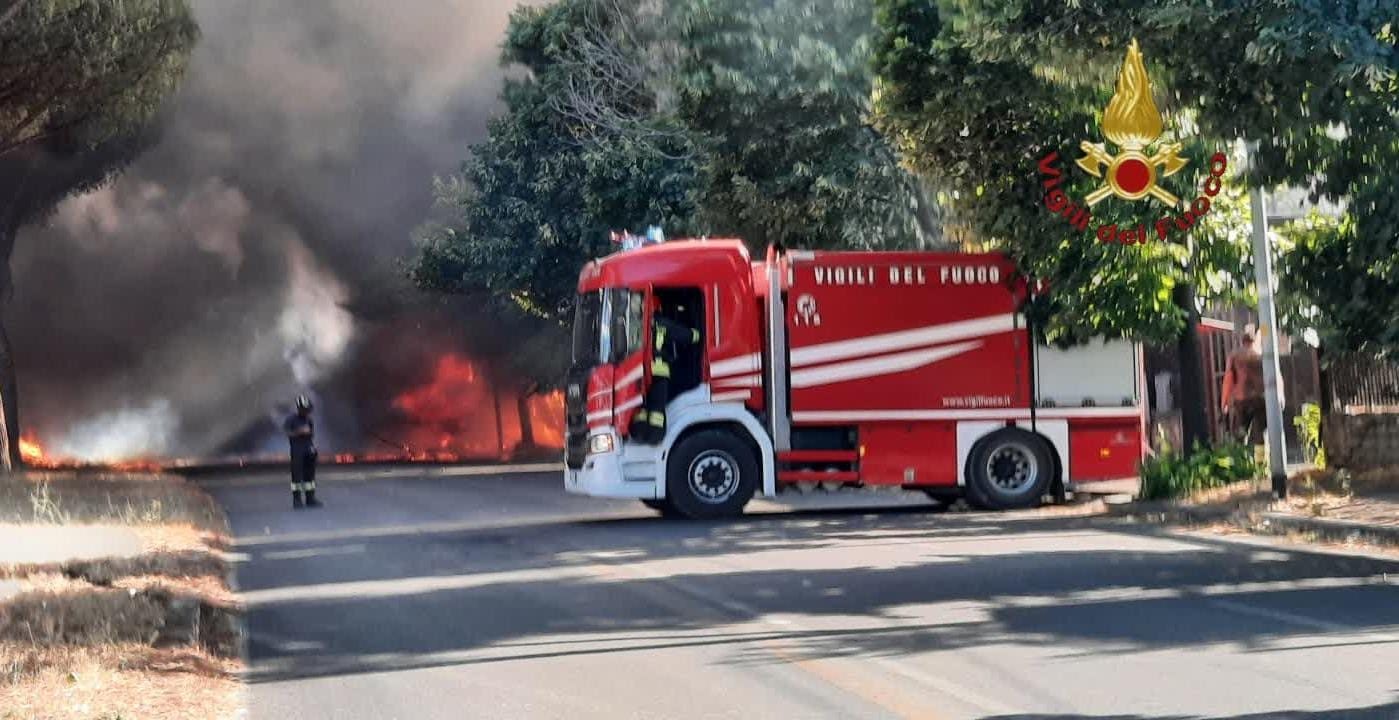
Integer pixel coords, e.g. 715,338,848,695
410,0,937,336
870,0,1397,347
669,0,940,249
0,0,198,159
0,0,198,466
410,0,699,325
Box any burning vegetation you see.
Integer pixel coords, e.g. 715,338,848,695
19,348,565,472
380,351,564,462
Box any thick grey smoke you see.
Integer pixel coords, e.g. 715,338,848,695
11,0,522,461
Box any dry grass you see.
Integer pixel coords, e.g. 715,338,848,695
136,524,228,555
0,473,226,533
1,551,236,610
0,644,241,720
1180,478,1271,506
0,589,169,647
0,472,243,719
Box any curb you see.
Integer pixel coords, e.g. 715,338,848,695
1104,498,1256,524
1106,497,1399,550
1255,512,1399,547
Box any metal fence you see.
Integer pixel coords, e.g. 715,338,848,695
1325,352,1399,414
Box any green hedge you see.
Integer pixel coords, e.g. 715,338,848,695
1139,442,1261,501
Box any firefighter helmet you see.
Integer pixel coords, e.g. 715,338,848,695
295,394,313,412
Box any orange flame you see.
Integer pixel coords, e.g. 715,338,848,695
1102,39,1163,149
527,390,565,448
388,352,564,459
19,436,46,465
391,353,493,457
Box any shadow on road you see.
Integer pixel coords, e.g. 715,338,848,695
231,501,1399,693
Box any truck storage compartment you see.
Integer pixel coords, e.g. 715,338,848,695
857,423,957,486
1036,339,1137,408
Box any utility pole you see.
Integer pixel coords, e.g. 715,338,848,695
1245,142,1288,499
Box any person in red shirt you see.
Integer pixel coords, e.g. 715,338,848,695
1221,331,1265,444
1221,329,1282,459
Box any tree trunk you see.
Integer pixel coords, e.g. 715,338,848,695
516,385,536,450
909,178,944,248
1315,342,1332,414
493,379,505,459
1173,283,1211,452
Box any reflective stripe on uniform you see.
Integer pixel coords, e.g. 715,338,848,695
647,411,666,427
690,329,699,343
652,359,670,378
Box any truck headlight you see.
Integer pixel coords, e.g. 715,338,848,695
588,433,615,455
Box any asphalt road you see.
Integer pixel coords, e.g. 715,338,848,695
204,467,1399,720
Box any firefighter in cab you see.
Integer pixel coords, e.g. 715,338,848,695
285,395,322,509
632,297,700,444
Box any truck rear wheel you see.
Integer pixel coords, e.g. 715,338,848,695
965,428,1054,511
665,429,757,519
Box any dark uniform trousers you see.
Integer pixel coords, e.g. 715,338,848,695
290,449,317,496
632,318,699,444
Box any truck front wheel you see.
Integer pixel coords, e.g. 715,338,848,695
665,429,757,519
965,428,1054,511
640,498,679,517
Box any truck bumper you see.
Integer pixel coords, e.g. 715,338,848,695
563,429,661,499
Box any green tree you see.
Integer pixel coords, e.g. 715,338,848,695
669,0,941,250
412,0,943,338
410,0,699,394
0,0,198,466
870,0,1396,447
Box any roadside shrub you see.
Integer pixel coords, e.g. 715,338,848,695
1293,402,1326,468
1139,442,1261,500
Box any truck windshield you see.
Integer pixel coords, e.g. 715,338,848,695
572,291,603,367
608,288,645,363
574,289,645,367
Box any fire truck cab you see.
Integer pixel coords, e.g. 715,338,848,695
563,238,1145,519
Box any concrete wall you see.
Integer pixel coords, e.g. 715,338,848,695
1324,413,1399,471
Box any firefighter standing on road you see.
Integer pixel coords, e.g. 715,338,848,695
632,300,699,444
285,395,322,509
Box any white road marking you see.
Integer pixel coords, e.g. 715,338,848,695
1208,598,1354,633
262,543,367,561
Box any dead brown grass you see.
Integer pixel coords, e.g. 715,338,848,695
0,589,168,647
0,472,243,719
0,473,226,533
0,644,240,720
1181,478,1271,506
1,551,235,609
136,523,228,555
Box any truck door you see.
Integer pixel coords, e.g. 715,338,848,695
608,287,651,437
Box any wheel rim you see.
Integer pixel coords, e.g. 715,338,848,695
984,442,1039,495
688,450,740,504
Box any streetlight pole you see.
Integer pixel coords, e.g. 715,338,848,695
1245,142,1288,499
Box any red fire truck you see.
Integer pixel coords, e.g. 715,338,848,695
563,238,1146,518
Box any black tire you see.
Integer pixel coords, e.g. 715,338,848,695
665,429,758,519
922,489,960,506
965,428,1055,511
640,498,679,516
